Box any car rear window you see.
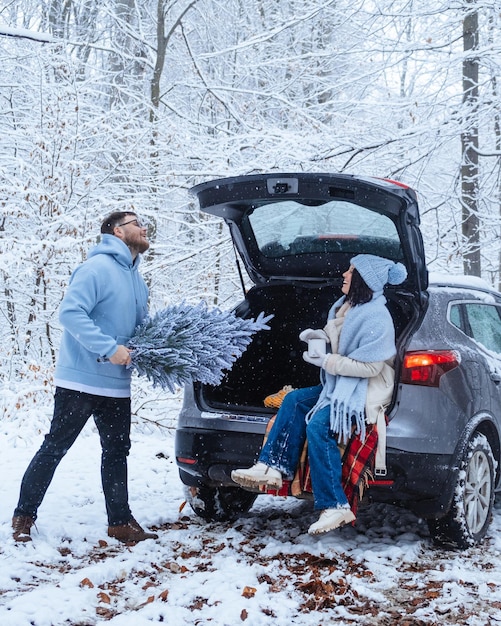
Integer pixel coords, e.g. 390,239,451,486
247,200,402,259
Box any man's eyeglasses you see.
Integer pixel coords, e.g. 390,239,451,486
117,218,143,228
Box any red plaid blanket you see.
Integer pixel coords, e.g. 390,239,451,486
262,415,378,515
340,424,378,515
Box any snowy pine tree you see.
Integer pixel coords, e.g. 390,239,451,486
127,302,273,392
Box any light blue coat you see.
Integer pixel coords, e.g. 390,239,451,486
54,234,149,397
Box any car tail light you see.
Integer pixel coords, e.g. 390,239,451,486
177,456,197,465
401,350,460,387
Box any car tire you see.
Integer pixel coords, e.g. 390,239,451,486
183,484,258,522
428,432,495,549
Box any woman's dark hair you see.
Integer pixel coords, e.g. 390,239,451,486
100,211,136,235
347,268,373,306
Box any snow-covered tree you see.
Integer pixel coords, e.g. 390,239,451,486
1,0,501,395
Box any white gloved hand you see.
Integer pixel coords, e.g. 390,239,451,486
299,328,329,343
302,351,324,367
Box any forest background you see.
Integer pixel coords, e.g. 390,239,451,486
1,0,501,419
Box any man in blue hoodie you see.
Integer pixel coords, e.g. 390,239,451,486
12,212,158,544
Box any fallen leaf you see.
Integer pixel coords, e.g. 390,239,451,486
134,594,157,610
159,589,169,602
240,608,248,620
80,578,94,589
179,500,187,512
261,608,276,617
189,597,207,610
97,592,111,604
142,581,157,590
242,586,256,599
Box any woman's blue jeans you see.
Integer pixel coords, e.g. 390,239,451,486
14,387,133,526
259,385,348,510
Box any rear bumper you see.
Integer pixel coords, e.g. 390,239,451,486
175,426,458,517
175,427,263,487
369,447,457,518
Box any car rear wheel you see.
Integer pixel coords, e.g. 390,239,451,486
183,484,258,522
428,433,495,549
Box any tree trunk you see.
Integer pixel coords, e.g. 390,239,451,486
461,4,480,277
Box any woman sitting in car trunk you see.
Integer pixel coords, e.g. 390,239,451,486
231,254,407,535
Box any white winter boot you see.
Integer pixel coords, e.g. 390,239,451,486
308,507,356,535
231,462,283,489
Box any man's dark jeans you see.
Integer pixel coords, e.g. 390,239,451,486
14,387,133,526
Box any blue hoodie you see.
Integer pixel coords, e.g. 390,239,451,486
54,234,149,397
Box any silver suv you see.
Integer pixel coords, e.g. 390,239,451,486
175,173,500,549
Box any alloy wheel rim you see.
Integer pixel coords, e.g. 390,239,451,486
464,450,492,535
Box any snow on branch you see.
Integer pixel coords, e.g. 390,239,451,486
128,302,273,392
0,26,54,44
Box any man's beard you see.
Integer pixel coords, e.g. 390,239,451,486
126,235,149,256
135,239,150,254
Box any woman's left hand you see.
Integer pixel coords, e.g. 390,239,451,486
302,351,324,367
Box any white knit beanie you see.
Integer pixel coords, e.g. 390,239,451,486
351,254,407,293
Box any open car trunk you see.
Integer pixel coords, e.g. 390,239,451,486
190,172,428,414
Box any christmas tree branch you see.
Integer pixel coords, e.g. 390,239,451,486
127,302,273,392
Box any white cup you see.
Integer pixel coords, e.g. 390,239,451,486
308,338,326,358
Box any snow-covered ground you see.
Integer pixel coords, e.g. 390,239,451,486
2,394,501,626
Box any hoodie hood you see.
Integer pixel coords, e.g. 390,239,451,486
88,233,138,269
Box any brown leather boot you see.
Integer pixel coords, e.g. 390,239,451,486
12,516,35,542
108,518,158,544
